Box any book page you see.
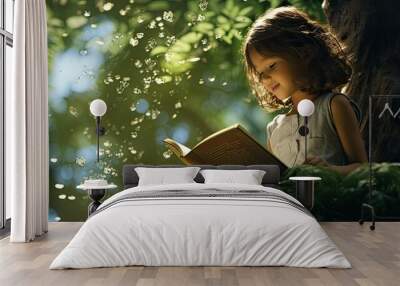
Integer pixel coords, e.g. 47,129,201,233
163,138,192,157
190,124,287,169
174,141,192,157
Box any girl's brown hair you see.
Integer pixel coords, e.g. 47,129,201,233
243,6,351,111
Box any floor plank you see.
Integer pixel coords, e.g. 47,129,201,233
0,222,399,286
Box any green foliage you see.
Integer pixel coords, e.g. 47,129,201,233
289,0,326,22
147,1,170,11
281,163,400,220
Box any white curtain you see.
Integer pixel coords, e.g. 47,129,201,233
7,0,49,242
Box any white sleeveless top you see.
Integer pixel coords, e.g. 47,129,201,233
266,93,355,168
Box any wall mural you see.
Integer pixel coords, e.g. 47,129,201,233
47,0,400,222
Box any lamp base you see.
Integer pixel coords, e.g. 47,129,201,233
88,189,106,216
359,203,376,231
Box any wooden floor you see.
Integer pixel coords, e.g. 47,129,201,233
0,222,399,286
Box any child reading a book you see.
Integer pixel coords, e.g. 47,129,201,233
243,6,367,175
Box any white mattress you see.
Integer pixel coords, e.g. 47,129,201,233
50,183,351,269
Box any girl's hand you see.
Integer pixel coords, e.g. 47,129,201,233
305,156,331,167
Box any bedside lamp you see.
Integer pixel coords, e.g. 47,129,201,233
297,99,315,163
90,99,107,162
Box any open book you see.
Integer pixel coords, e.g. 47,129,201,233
163,124,288,172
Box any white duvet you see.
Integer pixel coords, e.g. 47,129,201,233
50,183,351,269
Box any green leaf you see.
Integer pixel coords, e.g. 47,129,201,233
66,16,87,29
236,16,252,23
233,22,250,29
215,27,226,38
50,18,63,27
270,0,283,8
194,22,214,33
239,7,253,16
232,30,243,40
180,32,202,44
150,46,168,56
147,1,170,11
230,6,240,18
225,0,235,13
217,15,229,24
222,35,232,44
220,23,231,31
170,40,191,53
162,52,192,74
160,75,173,83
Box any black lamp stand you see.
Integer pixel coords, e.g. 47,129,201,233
359,96,377,230
95,116,106,162
298,116,309,162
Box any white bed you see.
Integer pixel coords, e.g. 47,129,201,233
50,183,351,269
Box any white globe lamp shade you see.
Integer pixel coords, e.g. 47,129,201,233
90,99,107,117
297,99,315,117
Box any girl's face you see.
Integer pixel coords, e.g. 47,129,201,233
249,48,297,102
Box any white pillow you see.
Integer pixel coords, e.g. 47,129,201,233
135,167,201,186
200,169,266,185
